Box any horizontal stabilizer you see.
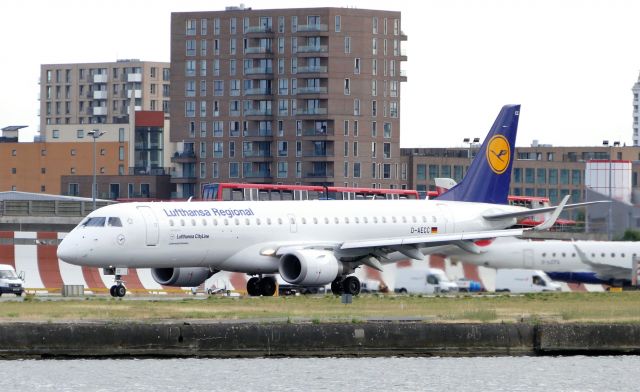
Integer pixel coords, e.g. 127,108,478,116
483,197,607,221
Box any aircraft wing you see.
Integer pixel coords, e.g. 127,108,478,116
573,244,631,281
273,228,524,268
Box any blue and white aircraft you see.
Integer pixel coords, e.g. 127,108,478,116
57,105,575,297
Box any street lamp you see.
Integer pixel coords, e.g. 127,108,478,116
88,130,105,210
602,140,620,240
463,137,480,175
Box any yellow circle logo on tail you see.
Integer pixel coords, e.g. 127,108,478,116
486,135,510,174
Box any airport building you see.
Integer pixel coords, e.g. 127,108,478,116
169,6,407,198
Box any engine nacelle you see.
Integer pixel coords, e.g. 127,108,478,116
151,267,214,287
279,249,343,285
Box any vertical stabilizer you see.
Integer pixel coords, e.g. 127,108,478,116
436,104,520,204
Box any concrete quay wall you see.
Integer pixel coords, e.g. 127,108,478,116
0,322,639,359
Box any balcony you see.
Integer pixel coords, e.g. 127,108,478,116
297,45,328,54
400,69,408,82
170,174,197,184
298,108,327,115
126,106,143,114
303,128,334,137
244,170,272,178
93,90,108,99
127,73,142,82
305,170,334,178
297,86,327,95
244,109,273,117
244,129,273,137
93,74,108,83
129,167,169,176
93,106,107,116
245,46,273,54
245,25,273,34
127,89,142,98
244,88,272,96
304,150,334,158
297,65,327,74
171,151,196,163
243,150,272,158
297,24,328,32
245,67,274,76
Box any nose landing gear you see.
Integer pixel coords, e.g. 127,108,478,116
109,274,127,298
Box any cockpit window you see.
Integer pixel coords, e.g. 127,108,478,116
107,217,123,227
83,217,106,227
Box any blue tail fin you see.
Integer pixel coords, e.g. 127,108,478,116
436,104,520,204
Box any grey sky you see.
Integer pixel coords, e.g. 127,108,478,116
1,0,639,147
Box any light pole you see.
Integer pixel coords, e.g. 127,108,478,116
602,140,620,240
463,137,480,175
88,130,105,210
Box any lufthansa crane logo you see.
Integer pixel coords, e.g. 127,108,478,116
486,135,510,174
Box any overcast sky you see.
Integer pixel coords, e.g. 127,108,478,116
1,0,639,147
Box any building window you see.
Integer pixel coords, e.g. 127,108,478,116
335,15,341,32
52,130,60,139
119,146,125,160
548,169,558,185
11,168,16,174
77,129,84,138
186,19,196,35
344,78,350,95
344,37,351,53
383,143,391,159
525,168,535,183
571,170,581,185
70,149,76,156
277,162,288,178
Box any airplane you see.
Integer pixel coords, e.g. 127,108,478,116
445,236,639,287
58,104,575,297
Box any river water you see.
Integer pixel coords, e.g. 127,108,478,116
1,356,638,391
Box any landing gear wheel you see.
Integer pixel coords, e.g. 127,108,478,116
115,285,127,297
247,277,261,296
331,278,344,295
110,285,117,297
342,276,361,296
258,276,277,296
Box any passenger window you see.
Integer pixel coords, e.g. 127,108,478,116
422,216,427,223
561,253,565,257
224,219,229,226
354,217,359,224
412,216,417,223
392,217,397,223
313,217,318,224
267,218,272,225
213,219,218,226
382,217,386,224
401,216,407,223
324,217,329,224
611,253,615,258
345,217,349,224
202,219,207,226
601,253,605,257
373,217,378,224
542,253,546,257
621,253,625,258
363,217,368,224
191,219,196,226
278,218,283,225
289,217,295,224
334,217,339,224
107,217,123,227
169,220,175,227
245,218,250,225
235,218,240,225
180,219,185,227
301,217,307,224
256,218,261,225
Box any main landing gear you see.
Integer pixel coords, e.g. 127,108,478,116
109,274,127,298
246,276,277,296
331,276,361,296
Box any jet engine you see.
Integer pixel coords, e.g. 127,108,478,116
278,249,343,285
151,267,215,287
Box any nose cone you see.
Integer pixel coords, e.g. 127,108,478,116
57,235,82,265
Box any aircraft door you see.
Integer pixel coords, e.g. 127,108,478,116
288,214,298,233
137,206,159,246
523,248,534,268
436,204,453,233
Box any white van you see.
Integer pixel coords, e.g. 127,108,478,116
0,264,24,297
495,269,561,293
394,267,458,294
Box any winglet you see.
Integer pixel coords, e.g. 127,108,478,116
533,195,570,231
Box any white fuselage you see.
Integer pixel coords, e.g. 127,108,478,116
57,199,524,273
448,237,639,283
